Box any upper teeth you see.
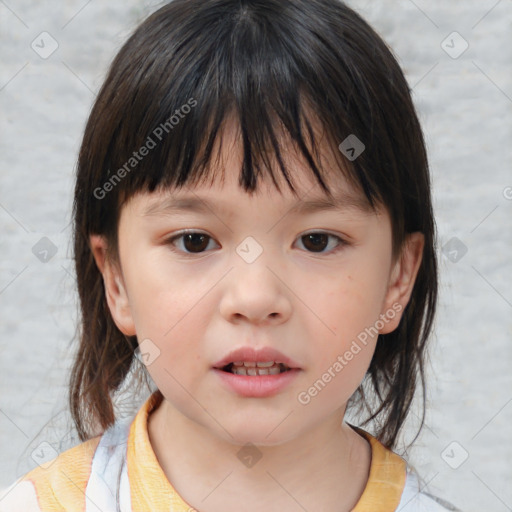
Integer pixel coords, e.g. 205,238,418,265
233,361,278,368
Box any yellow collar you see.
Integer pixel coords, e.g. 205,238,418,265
127,391,406,511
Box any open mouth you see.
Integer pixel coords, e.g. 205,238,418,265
220,362,291,376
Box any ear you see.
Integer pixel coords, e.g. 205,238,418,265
379,232,424,334
89,234,136,336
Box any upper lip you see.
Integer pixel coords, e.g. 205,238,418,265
213,347,301,369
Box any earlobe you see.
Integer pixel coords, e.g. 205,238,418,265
379,232,424,334
89,234,136,336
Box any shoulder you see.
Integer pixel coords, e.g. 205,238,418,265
348,426,463,512
397,467,463,512
0,435,102,512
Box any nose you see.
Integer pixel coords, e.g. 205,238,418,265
219,254,292,326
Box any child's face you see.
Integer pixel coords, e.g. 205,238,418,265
92,119,423,446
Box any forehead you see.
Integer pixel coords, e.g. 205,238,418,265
141,185,372,219
136,181,376,234
139,114,374,216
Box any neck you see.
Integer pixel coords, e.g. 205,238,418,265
148,397,372,512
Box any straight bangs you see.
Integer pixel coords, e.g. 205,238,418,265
81,0,415,252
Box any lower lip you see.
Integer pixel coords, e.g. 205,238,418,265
213,368,301,397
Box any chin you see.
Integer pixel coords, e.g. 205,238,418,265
215,418,300,448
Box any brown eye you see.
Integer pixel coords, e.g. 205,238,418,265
302,233,328,252
167,231,346,256
182,233,210,253
169,231,217,254
297,232,346,254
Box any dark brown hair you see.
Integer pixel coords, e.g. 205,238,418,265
70,0,437,448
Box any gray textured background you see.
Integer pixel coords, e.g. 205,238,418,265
1,1,511,510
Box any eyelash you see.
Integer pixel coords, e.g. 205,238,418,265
166,230,348,257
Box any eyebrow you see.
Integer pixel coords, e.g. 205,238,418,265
143,192,371,217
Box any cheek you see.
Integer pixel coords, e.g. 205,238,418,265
303,259,389,395
319,266,388,340
123,254,219,379
124,251,208,335
296,330,377,414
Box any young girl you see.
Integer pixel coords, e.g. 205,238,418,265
1,0,460,510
